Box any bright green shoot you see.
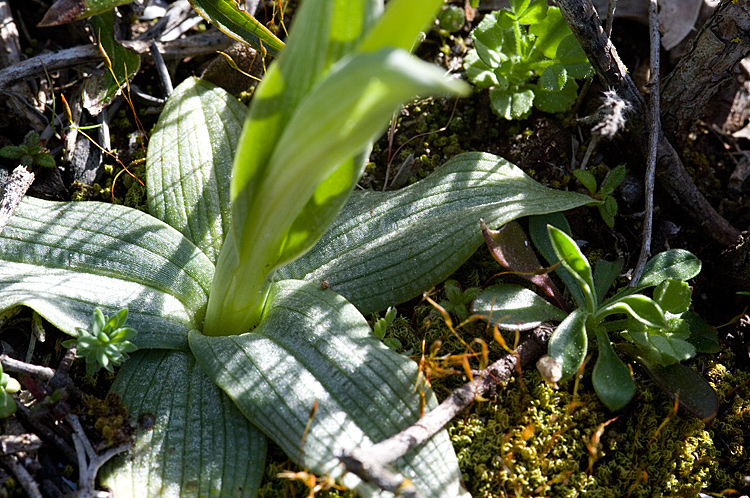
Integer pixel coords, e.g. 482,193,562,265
63,308,138,376
0,363,20,418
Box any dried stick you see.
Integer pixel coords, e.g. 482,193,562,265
631,0,661,286
0,30,230,91
605,0,616,39
555,0,740,247
337,324,552,492
661,0,750,148
3,455,42,498
0,166,35,235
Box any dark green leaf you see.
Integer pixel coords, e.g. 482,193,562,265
598,195,618,228
600,164,627,197
682,312,721,353
0,146,23,160
539,64,567,91
622,344,718,423
593,327,635,410
32,153,55,168
637,250,701,290
548,308,588,381
533,78,578,113
593,257,623,304
573,169,597,194
472,284,568,331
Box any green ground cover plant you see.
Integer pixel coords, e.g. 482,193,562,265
0,0,599,496
473,214,720,417
464,0,593,119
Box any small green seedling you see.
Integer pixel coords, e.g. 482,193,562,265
0,132,55,168
474,215,719,418
439,279,481,323
573,164,626,228
63,308,137,376
464,0,593,119
437,5,466,33
0,363,20,418
373,307,402,350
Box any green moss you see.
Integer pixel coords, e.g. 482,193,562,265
450,363,733,498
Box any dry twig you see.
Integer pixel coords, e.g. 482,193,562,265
631,0,662,285
337,324,552,493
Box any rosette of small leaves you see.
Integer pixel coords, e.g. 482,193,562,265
0,132,56,168
63,308,138,376
464,0,593,119
573,164,627,228
473,215,720,417
0,363,21,418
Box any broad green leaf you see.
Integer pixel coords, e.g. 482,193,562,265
593,258,624,304
207,48,469,336
83,12,141,115
359,0,442,53
593,327,635,410
653,279,692,314
597,294,667,329
621,344,718,422
556,34,594,78
102,350,267,497
472,284,568,331
0,197,214,350
147,77,246,265
623,318,695,366
514,0,548,25
190,280,469,498
637,249,702,289
528,213,587,309
548,225,596,311
533,78,579,113
528,7,569,59
188,0,283,56
38,0,132,26
276,152,597,315
547,308,588,382
489,87,534,120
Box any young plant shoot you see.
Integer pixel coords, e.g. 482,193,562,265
473,214,720,418
0,0,600,496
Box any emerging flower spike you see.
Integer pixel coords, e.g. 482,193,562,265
63,308,138,376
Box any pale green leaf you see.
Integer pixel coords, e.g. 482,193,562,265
102,350,267,497
190,280,468,498
359,0,442,53
188,0,283,56
598,294,667,329
276,152,597,315
472,284,567,330
653,279,692,314
548,308,588,381
548,225,596,311
528,7,569,59
147,77,246,264
0,197,214,349
490,87,534,120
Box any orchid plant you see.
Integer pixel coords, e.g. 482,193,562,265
0,0,598,496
